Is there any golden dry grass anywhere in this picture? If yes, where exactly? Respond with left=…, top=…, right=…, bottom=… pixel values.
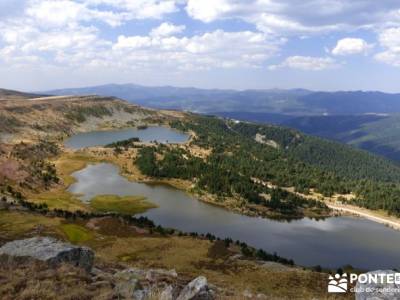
left=0, top=257, right=114, bottom=300
left=0, top=210, right=346, bottom=299
left=0, top=210, right=62, bottom=241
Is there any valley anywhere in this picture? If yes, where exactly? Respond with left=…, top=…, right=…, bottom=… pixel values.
left=49, top=84, right=400, bottom=164
left=5, top=1, right=400, bottom=298
left=2, top=90, right=400, bottom=298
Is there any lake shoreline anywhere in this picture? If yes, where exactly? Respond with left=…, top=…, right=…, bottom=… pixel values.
left=56, top=140, right=400, bottom=234
left=326, top=203, right=400, bottom=231
left=67, top=161, right=400, bottom=269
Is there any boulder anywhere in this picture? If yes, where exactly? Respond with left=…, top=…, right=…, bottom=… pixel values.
left=132, top=289, right=149, bottom=300
left=160, top=285, right=174, bottom=300
left=355, top=270, right=400, bottom=300
left=0, top=237, right=94, bottom=271
left=113, top=269, right=141, bottom=299
left=177, top=276, right=213, bottom=300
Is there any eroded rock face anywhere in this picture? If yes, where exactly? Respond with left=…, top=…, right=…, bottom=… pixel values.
left=0, top=237, right=94, bottom=271
left=355, top=270, right=400, bottom=300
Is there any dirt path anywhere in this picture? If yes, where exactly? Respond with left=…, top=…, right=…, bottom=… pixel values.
left=326, top=203, right=400, bottom=230
left=251, top=177, right=400, bottom=230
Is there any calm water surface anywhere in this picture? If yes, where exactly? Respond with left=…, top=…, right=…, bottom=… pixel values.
left=64, top=126, right=189, bottom=149
left=69, top=163, right=400, bottom=270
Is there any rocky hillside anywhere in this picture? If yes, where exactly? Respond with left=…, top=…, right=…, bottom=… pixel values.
left=0, top=94, right=180, bottom=143
left=0, top=237, right=215, bottom=300
left=0, top=90, right=377, bottom=298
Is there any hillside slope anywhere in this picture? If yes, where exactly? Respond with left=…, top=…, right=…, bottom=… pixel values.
left=138, top=114, right=400, bottom=216
left=0, top=88, right=47, bottom=101
left=0, top=94, right=176, bottom=143
left=283, top=114, right=400, bottom=162
left=2, top=93, right=400, bottom=217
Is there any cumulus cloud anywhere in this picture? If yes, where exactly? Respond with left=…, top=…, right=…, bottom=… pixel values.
left=1, top=0, right=284, bottom=72
left=331, top=38, right=373, bottom=56
left=186, top=0, right=400, bottom=35
left=24, top=0, right=181, bottom=28
left=2, top=0, right=400, bottom=89
left=113, top=30, right=283, bottom=70
left=0, top=1, right=282, bottom=72
left=269, top=56, right=338, bottom=71
left=85, top=0, right=180, bottom=20
left=186, top=0, right=236, bottom=23
left=150, top=22, right=186, bottom=37
left=375, top=27, right=400, bottom=67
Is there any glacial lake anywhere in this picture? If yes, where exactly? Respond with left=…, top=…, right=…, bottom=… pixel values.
left=64, top=126, right=189, bottom=149
left=69, top=163, right=400, bottom=270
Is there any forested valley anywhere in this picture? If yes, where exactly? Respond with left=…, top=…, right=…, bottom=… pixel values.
left=135, top=115, right=400, bottom=217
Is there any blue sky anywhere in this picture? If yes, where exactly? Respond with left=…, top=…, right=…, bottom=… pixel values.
left=1, top=0, right=400, bottom=92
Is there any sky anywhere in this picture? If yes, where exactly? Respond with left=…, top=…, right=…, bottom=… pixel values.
left=1, top=0, right=400, bottom=92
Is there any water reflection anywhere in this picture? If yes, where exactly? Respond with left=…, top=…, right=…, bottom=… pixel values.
left=69, top=163, right=400, bottom=270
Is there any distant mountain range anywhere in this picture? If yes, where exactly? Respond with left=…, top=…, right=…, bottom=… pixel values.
left=41, top=84, right=400, bottom=162
left=43, top=84, right=400, bottom=115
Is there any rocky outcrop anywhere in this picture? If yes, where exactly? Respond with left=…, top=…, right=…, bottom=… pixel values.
left=0, top=236, right=94, bottom=271
left=355, top=270, right=400, bottom=300
left=112, top=267, right=179, bottom=300
left=111, top=268, right=214, bottom=300
left=160, top=285, right=174, bottom=300
left=0, top=237, right=217, bottom=299
left=177, top=276, right=213, bottom=300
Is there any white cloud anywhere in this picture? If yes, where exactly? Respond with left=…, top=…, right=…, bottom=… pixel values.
left=186, top=0, right=236, bottom=23
left=269, top=56, right=338, bottom=71
left=26, top=0, right=87, bottom=27
left=25, top=0, right=121, bottom=27
left=375, top=27, right=400, bottom=67
left=0, top=0, right=185, bottom=69
left=85, top=0, right=180, bottom=21
left=113, top=36, right=153, bottom=50
left=331, top=38, right=373, bottom=56
left=23, top=0, right=181, bottom=28
left=150, top=22, right=185, bottom=37
left=0, top=2, right=282, bottom=72
left=113, top=30, right=283, bottom=70
left=185, top=0, right=400, bottom=35
left=2, top=0, right=399, bottom=90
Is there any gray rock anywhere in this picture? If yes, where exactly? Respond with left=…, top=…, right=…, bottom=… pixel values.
left=242, top=289, right=253, bottom=298
left=145, top=268, right=178, bottom=281
left=160, top=285, right=174, bottom=300
left=113, top=267, right=179, bottom=299
left=177, top=276, right=212, bottom=300
left=114, top=278, right=139, bottom=299
left=355, top=270, right=400, bottom=300
left=113, top=269, right=141, bottom=299
left=115, top=268, right=146, bottom=280
left=0, top=236, right=94, bottom=271
left=133, top=289, right=149, bottom=300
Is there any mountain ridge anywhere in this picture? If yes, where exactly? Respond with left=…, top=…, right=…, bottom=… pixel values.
left=41, top=83, right=400, bottom=116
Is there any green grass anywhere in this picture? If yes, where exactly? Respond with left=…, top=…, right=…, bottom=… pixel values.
left=60, top=224, right=93, bottom=243
left=90, top=194, right=157, bottom=215
left=28, top=152, right=102, bottom=212
left=0, top=211, right=62, bottom=240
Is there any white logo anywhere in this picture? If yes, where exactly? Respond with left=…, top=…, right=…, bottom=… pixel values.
left=328, top=273, right=348, bottom=293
